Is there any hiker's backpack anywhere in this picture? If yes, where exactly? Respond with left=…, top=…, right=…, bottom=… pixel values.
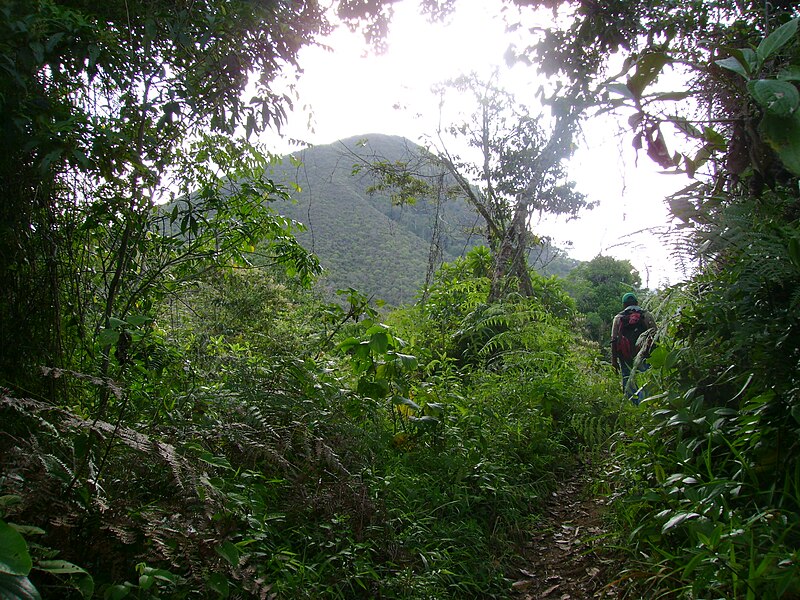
left=616, top=307, right=648, bottom=362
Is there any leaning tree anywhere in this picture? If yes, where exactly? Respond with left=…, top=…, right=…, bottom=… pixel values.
left=353, top=74, right=592, bottom=302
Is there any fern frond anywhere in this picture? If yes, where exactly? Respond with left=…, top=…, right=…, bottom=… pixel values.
left=1, top=394, right=197, bottom=494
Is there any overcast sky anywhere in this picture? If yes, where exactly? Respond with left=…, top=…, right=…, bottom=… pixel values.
left=261, top=0, right=693, bottom=288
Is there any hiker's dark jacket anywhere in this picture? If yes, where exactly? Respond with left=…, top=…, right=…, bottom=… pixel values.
left=610, top=305, right=657, bottom=367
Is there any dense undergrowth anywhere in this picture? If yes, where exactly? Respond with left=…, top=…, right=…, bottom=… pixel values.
left=599, top=192, right=800, bottom=599
left=9, top=209, right=799, bottom=598
left=0, top=254, right=628, bottom=599
left=4, top=3, right=800, bottom=598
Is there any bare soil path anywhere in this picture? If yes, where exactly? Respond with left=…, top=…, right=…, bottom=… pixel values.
left=509, top=460, right=626, bottom=599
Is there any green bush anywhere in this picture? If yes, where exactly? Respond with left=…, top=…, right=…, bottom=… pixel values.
left=608, top=194, right=800, bottom=598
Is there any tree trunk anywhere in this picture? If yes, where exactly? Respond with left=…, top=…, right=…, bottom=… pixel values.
left=488, top=197, right=533, bottom=302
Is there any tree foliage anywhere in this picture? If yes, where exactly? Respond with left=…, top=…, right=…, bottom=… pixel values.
left=428, top=74, right=593, bottom=301
left=0, top=0, right=346, bottom=394
left=564, top=255, right=642, bottom=352
left=9, top=0, right=800, bottom=597
left=353, top=75, right=592, bottom=303
left=0, top=3, right=633, bottom=598
left=510, top=0, right=800, bottom=190
left=515, top=0, right=800, bottom=595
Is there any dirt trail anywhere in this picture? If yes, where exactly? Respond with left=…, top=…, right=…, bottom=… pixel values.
left=510, top=460, right=625, bottom=599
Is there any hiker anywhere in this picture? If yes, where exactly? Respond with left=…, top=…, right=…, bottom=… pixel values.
left=611, top=292, right=656, bottom=405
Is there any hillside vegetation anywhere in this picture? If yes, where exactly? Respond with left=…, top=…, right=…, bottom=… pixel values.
left=271, top=135, right=477, bottom=304
left=2, top=1, right=800, bottom=599
left=269, top=134, right=577, bottom=305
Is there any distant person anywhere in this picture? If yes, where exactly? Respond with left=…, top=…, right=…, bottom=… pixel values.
left=611, top=292, right=656, bottom=404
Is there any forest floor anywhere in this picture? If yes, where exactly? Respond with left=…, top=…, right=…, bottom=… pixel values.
left=509, top=458, right=627, bottom=599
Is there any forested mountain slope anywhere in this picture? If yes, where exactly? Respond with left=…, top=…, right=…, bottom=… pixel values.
left=267, top=134, right=577, bottom=304
left=266, top=134, right=478, bottom=304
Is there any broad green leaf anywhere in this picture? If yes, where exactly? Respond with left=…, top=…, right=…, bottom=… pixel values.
left=712, top=407, right=738, bottom=417
left=645, top=345, right=667, bottom=368
left=702, top=126, right=726, bottom=148
left=715, top=55, right=750, bottom=78
left=364, top=323, right=388, bottom=336
left=627, top=111, right=644, bottom=128
left=97, top=328, right=120, bottom=347
left=779, top=65, right=800, bottom=82
left=368, top=331, right=389, bottom=354
left=352, top=343, right=371, bottom=366
left=756, top=18, right=799, bottom=62
left=337, top=337, right=361, bottom=353
left=760, top=111, right=800, bottom=176
left=0, top=573, right=40, bottom=600
left=737, top=48, right=759, bottom=72
left=666, top=410, right=693, bottom=426
left=37, top=561, right=94, bottom=599
left=664, top=350, right=680, bottom=370
left=409, top=415, right=439, bottom=425
left=140, top=566, right=177, bottom=584
left=74, top=573, right=95, bottom=599
left=125, top=314, right=151, bottom=327
left=691, top=143, right=715, bottom=172
left=245, top=113, right=257, bottom=139
left=627, top=52, right=671, bottom=98
left=392, top=353, right=418, bottom=370
left=0, top=520, right=32, bottom=576
left=198, top=452, right=232, bottom=470
left=36, top=560, right=88, bottom=575
left=207, top=572, right=230, bottom=598
left=661, top=512, right=700, bottom=533
left=647, top=346, right=673, bottom=369
left=394, top=397, right=420, bottom=411
left=138, top=574, right=154, bottom=590
left=214, top=541, right=240, bottom=567
left=747, top=79, right=799, bottom=116
left=606, top=82, right=634, bottom=99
